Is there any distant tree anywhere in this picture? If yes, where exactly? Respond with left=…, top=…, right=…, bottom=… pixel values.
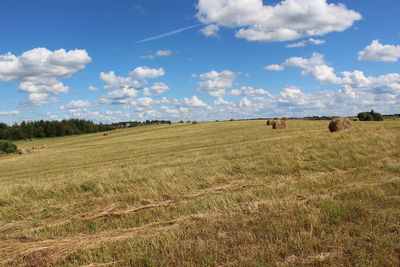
left=358, top=109, right=383, bottom=121
left=0, top=140, right=17, bottom=154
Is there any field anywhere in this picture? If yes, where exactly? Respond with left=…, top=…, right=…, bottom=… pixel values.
left=0, top=120, right=399, bottom=266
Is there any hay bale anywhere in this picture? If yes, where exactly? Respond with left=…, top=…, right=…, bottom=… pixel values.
left=42, top=144, right=48, bottom=149
left=103, top=133, right=108, bottom=136
left=274, top=117, right=279, bottom=120
left=353, top=118, right=360, bottom=121
left=18, top=148, right=27, bottom=155
left=187, top=120, right=192, bottom=124
left=281, top=117, right=288, bottom=121
left=266, top=120, right=273, bottom=126
left=272, top=120, right=286, bottom=129
left=168, top=122, right=172, bottom=125
left=25, top=138, right=29, bottom=141
left=32, top=146, right=37, bottom=150
left=215, top=120, right=219, bottom=122
left=192, top=121, right=198, bottom=125
left=329, top=117, right=352, bottom=132
left=30, top=138, right=34, bottom=141
left=230, top=118, right=235, bottom=121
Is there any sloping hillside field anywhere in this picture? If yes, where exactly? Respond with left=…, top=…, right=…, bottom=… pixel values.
left=0, top=120, right=399, bottom=266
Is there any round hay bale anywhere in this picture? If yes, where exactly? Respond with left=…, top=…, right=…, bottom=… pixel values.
left=329, top=117, right=352, bottom=132
left=103, top=133, right=108, bottom=136
left=18, top=148, right=27, bottom=155
left=281, top=117, right=288, bottom=121
left=266, top=120, right=272, bottom=126
left=272, top=120, right=286, bottom=129
left=42, top=144, right=48, bottom=149
left=187, top=120, right=192, bottom=124
left=230, top=118, right=235, bottom=121
left=353, top=118, right=360, bottom=121
left=192, top=121, right=198, bottom=125
left=215, top=120, right=219, bottom=122
left=168, top=122, right=172, bottom=125
left=274, top=117, right=279, bottom=120
left=30, top=138, right=34, bottom=141
left=32, top=146, right=37, bottom=150
left=25, top=138, right=29, bottom=141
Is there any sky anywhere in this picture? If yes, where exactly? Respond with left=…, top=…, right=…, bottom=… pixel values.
left=1, top=0, right=400, bottom=124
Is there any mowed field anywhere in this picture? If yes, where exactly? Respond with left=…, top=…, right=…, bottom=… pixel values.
left=0, top=120, right=399, bottom=266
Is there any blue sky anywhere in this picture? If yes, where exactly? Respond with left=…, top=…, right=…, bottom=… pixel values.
left=1, top=0, right=400, bottom=124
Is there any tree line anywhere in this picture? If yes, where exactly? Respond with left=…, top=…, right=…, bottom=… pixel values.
left=112, top=120, right=171, bottom=128
left=0, top=119, right=116, bottom=140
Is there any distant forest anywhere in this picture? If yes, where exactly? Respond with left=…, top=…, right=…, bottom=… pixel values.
left=0, top=119, right=116, bottom=141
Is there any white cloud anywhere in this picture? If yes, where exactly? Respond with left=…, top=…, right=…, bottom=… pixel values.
left=227, top=89, right=242, bottom=96
left=131, top=66, right=165, bottom=80
left=141, top=50, right=172, bottom=59
left=60, top=100, right=90, bottom=110
left=265, top=64, right=285, bottom=71
left=25, top=93, right=60, bottom=106
left=98, top=67, right=166, bottom=105
left=0, top=48, right=91, bottom=82
left=183, top=95, right=208, bottom=107
left=358, top=40, right=400, bottom=63
left=214, top=96, right=233, bottom=105
left=98, top=88, right=138, bottom=105
left=197, top=0, right=361, bottom=43
left=282, top=52, right=342, bottom=84
left=286, top=40, right=307, bottom=48
left=263, top=53, right=400, bottom=114
left=0, top=110, right=19, bottom=116
left=100, top=71, right=142, bottom=90
left=88, top=86, right=99, bottom=91
left=309, top=38, right=325, bottom=45
left=155, top=97, right=170, bottom=105
left=0, top=47, right=91, bottom=106
left=197, top=70, right=237, bottom=97
left=239, top=97, right=251, bottom=108
left=201, top=24, right=220, bottom=38
left=286, top=38, right=325, bottom=48
left=241, top=86, right=273, bottom=97
left=145, top=82, right=170, bottom=96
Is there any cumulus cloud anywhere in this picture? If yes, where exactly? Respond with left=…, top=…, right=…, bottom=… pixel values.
left=88, top=86, right=99, bottom=91
left=282, top=52, right=342, bottom=84
left=131, top=66, right=165, bottom=80
left=97, top=67, right=166, bottom=105
left=100, top=71, right=142, bottom=90
left=144, top=82, right=170, bottom=96
left=214, top=96, right=233, bottom=105
left=0, top=110, right=19, bottom=116
left=197, top=70, right=238, bottom=97
left=358, top=40, right=400, bottom=63
left=60, top=100, right=90, bottom=110
left=98, top=88, right=138, bottom=105
left=265, top=52, right=400, bottom=113
left=227, top=89, right=242, bottom=96
left=241, top=86, right=273, bottom=97
left=25, top=93, right=60, bottom=106
left=0, top=47, right=91, bottom=106
left=201, top=24, right=220, bottom=38
left=265, top=64, right=285, bottom=71
left=196, top=0, right=361, bottom=43
left=182, top=95, right=208, bottom=107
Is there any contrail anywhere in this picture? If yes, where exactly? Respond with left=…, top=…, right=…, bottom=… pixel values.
left=137, top=24, right=202, bottom=44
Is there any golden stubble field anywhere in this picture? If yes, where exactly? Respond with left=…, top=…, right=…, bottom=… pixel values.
left=0, top=120, right=399, bottom=266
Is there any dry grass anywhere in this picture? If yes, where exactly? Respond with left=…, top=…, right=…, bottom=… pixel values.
left=0, top=120, right=399, bottom=266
